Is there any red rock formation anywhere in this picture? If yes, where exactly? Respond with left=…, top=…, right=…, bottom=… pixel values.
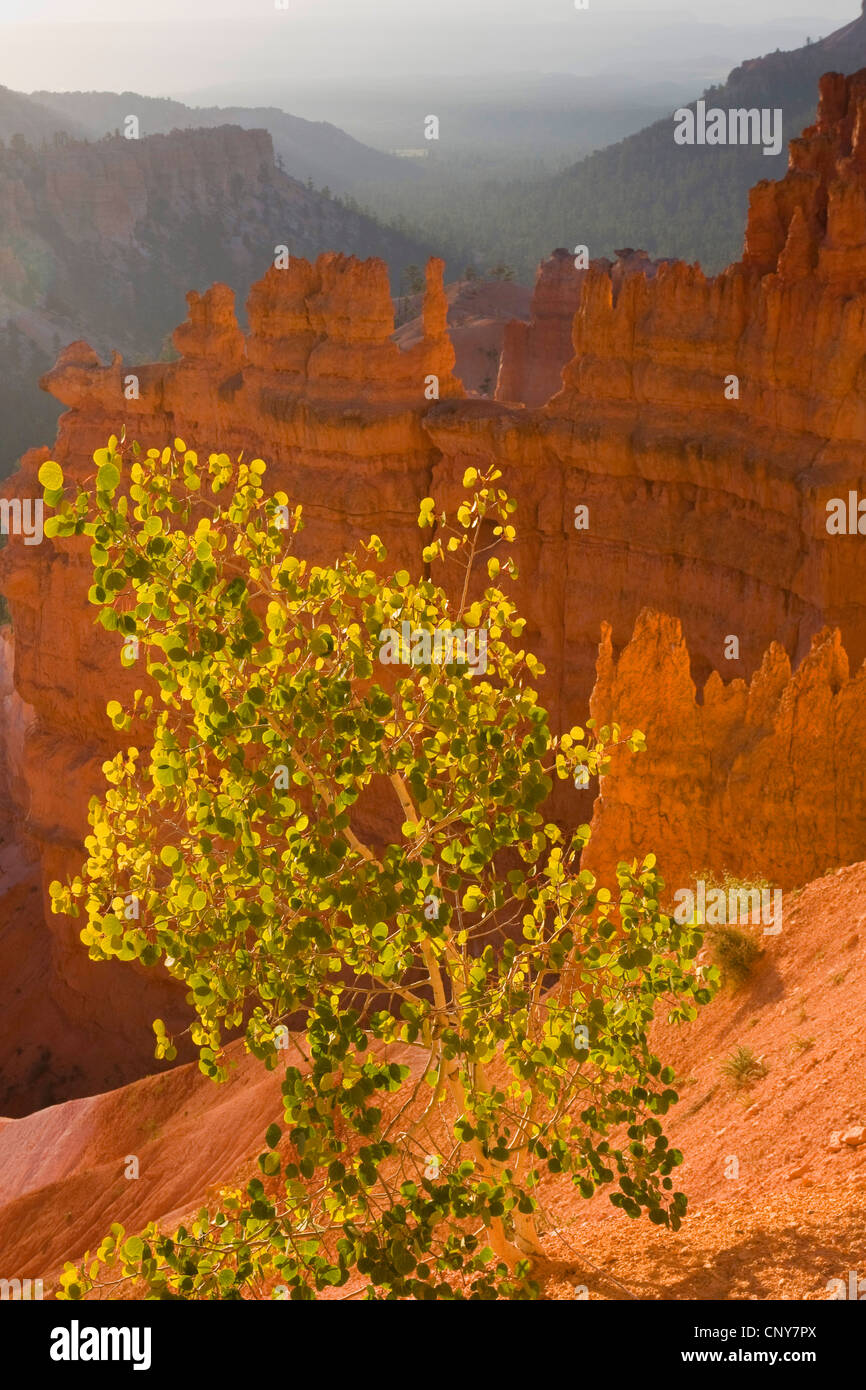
left=393, top=276, right=532, bottom=397
left=584, top=610, right=866, bottom=893
left=444, top=69, right=866, bottom=726
left=0, top=628, right=32, bottom=815
left=0, top=533, right=196, bottom=1110
left=495, top=247, right=664, bottom=407
left=0, top=628, right=140, bottom=1117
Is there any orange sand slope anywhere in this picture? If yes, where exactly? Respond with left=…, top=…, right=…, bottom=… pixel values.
left=1, top=862, right=863, bottom=1299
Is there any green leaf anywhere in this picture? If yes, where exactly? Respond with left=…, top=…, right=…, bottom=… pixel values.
left=265, top=1123, right=281, bottom=1149
left=97, top=463, right=121, bottom=493
left=38, top=460, right=64, bottom=490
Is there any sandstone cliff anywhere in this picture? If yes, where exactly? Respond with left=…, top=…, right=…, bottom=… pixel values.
left=495, top=246, right=664, bottom=407
left=394, top=275, right=531, bottom=396
left=584, top=610, right=866, bottom=893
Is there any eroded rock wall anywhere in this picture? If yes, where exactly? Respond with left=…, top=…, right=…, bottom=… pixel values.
left=495, top=246, right=664, bottom=407
left=584, top=610, right=866, bottom=893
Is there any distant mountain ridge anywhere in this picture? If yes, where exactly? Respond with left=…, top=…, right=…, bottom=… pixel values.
left=26, top=89, right=421, bottom=194
left=0, top=86, right=89, bottom=145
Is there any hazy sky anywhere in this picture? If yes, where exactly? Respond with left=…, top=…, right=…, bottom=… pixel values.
left=0, top=0, right=856, bottom=97
left=0, top=0, right=854, bottom=18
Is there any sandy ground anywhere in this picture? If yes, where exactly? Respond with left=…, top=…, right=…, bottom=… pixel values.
left=1, top=862, right=864, bottom=1299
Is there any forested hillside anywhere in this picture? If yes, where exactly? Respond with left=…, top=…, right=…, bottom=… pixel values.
left=363, top=9, right=866, bottom=278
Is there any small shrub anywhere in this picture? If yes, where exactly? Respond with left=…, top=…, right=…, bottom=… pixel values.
left=721, top=1046, right=769, bottom=1089
left=707, top=925, right=763, bottom=987
left=682, top=871, right=769, bottom=987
